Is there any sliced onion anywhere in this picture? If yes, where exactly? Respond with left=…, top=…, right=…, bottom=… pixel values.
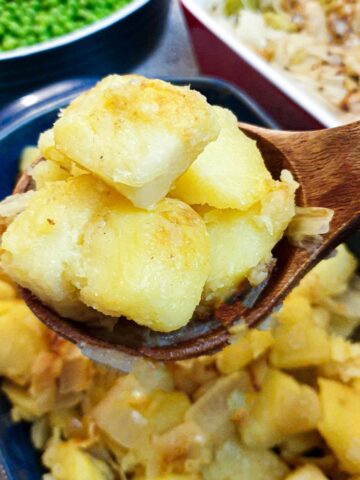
left=287, top=206, right=334, bottom=250
left=185, top=371, right=252, bottom=446
left=0, top=191, right=34, bottom=220
left=91, top=376, right=148, bottom=449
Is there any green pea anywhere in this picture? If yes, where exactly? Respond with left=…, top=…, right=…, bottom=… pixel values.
left=2, top=36, right=19, bottom=51
left=25, top=35, right=37, bottom=46
left=50, top=24, right=64, bottom=36
left=0, top=0, right=133, bottom=52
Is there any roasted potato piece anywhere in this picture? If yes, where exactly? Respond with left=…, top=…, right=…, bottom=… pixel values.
left=203, top=438, right=289, bottom=480
left=200, top=171, right=296, bottom=303
left=318, top=378, right=360, bottom=474
left=49, top=75, right=220, bottom=208
left=0, top=174, right=105, bottom=321
left=239, top=369, right=321, bottom=448
left=43, top=440, right=114, bottom=480
left=80, top=196, right=209, bottom=332
left=32, top=159, right=70, bottom=189
left=173, top=106, right=273, bottom=210
left=317, top=335, right=360, bottom=383
left=284, top=464, right=329, bottom=480
left=296, top=245, right=357, bottom=301
left=38, top=129, right=73, bottom=171
left=270, top=294, right=331, bottom=369
left=1, top=174, right=209, bottom=331
left=2, top=381, right=44, bottom=421
left=135, top=476, right=201, bottom=480
left=216, top=330, right=274, bottom=374
left=141, top=391, right=191, bottom=435
left=0, top=278, right=17, bottom=300
left=0, top=303, right=47, bottom=385
left=38, top=130, right=97, bottom=178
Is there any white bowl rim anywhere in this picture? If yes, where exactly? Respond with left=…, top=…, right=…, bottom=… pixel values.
left=181, top=0, right=343, bottom=128
left=0, top=0, right=151, bottom=61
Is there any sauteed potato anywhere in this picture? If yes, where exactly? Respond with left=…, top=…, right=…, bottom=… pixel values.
left=41, top=75, right=220, bottom=209
left=200, top=170, right=296, bottom=303
left=173, top=106, right=273, bottom=211
left=1, top=174, right=209, bottom=332
left=0, top=244, right=359, bottom=479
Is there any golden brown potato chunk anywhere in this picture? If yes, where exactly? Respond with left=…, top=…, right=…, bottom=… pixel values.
left=295, top=244, right=357, bottom=301
left=318, top=378, right=360, bottom=474
left=43, top=440, right=114, bottom=480
left=199, top=171, right=296, bottom=303
left=203, top=438, right=289, bottom=480
left=239, top=369, right=321, bottom=448
left=79, top=196, right=209, bottom=332
left=216, top=330, right=274, bottom=374
left=1, top=174, right=209, bottom=332
left=0, top=302, right=47, bottom=385
left=284, top=464, right=329, bottom=480
left=270, top=294, right=331, bottom=369
left=1, top=174, right=105, bottom=321
left=173, top=106, right=273, bottom=210
left=47, top=75, right=220, bottom=208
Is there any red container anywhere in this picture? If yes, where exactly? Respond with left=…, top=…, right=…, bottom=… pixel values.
left=180, top=0, right=342, bottom=130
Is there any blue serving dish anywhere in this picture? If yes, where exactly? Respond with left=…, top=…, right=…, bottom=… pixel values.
left=0, top=0, right=169, bottom=108
left=0, top=77, right=358, bottom=480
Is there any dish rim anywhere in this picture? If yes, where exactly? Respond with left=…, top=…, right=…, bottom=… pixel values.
left=181, top=0, right=344, bottom=128
left=0, top=0, right=150, bottom=61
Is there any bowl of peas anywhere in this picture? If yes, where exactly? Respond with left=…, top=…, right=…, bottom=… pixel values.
left=0, top=0, right=169, bottom=107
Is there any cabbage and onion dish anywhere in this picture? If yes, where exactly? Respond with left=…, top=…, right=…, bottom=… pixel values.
left=209, top=0, right=360, bottom=121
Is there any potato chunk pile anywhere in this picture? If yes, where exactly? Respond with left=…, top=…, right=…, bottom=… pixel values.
left=0, top=245, right=359, bottom=480
left=0, top=75, right=296, bottom=332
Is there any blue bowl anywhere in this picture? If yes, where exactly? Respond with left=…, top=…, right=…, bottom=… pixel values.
left=0, top=77, right=358, bottom=480
left=0, top=0, right=169, bottom=108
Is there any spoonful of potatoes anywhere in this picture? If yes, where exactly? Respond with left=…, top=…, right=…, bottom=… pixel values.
left=1, top=75, right=359, bottom=365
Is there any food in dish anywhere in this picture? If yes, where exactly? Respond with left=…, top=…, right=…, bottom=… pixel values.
left=209, top=0, right=360, bottom=121
left=0, top=244, right=359, bottom=479
left=0, top=0, right=134, bottom=52
left=0, top=75, right=298, bottom=332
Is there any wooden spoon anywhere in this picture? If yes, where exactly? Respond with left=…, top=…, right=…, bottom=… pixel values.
left=14, top=121, right=360, bottom=364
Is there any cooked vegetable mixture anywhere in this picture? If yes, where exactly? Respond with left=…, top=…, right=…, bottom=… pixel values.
left=210, top=0, right=360, bottom=120
left=0, top=243, right=359, bottom=479
left=0, top=0, right=133, bottom=52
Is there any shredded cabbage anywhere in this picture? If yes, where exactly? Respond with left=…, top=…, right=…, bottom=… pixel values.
left=210, top=0, right=360, bottom=121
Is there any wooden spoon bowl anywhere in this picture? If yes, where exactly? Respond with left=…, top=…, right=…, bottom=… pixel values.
left=14, top=121, right=360, bottom=363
